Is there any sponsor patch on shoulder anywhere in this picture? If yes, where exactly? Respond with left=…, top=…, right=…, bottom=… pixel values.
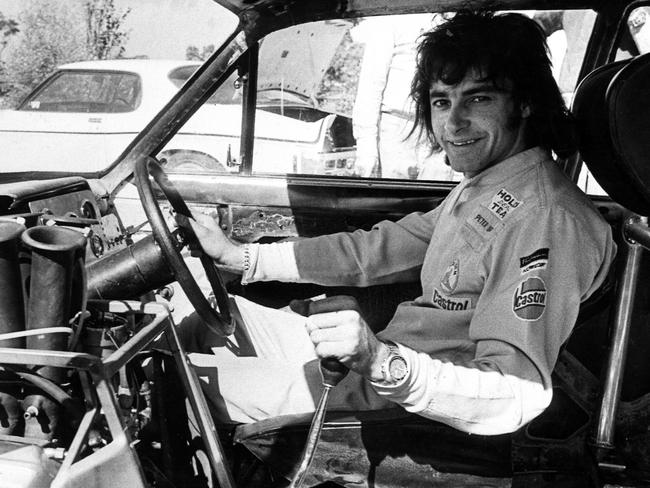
left=432, top=288, right=471, bottom=311
left=520, top=248, right=549, bottom=274
left=488, top=188, right=522, bottom=220
left=513, top=277, right=547, bottom=321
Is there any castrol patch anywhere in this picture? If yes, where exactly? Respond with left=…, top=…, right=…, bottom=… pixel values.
left=489, top=188, right=522, bottom=220
left=432, top=288, right=471, bottom=311
left=513, top=277, right=547, bottom=321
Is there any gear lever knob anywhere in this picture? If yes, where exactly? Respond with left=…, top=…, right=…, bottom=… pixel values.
left=287, top=295, right=362, bottom=488
left=289, top=295, right=360, bottom=385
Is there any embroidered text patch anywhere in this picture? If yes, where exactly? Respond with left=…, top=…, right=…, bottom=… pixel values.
left=433, top=288, right=471, bottom=311
left=520, top=248, right=549, bottom=274
left=489, top=188, right=522, bottom=220
left=513, top=277, right=547, bottom=321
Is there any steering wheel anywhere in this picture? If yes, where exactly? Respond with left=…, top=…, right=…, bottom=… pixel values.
left=134, top=156, right=235, bottom=336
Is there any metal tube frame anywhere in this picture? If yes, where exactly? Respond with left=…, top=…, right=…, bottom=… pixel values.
left=0, top=299, right=235, bottom=488
left=595, top=216, right=648, bottom=450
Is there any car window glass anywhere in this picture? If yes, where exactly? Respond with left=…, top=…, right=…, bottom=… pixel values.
left=19, top=71, right=142, bottom=113
left=168, top=65, right=240, bottom=105
left=249, top=10, right=596, bottom=181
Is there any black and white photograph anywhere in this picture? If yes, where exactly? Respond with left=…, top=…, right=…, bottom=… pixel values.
left=0, top=1, right=646, bottom=487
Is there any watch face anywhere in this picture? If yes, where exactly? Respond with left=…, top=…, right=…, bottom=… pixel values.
left=389, top=356, right=408, bottom=381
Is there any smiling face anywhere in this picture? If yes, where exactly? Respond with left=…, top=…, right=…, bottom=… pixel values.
left=429, top=70, right=531, bottom=178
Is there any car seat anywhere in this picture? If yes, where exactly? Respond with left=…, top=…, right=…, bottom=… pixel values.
left=571, top=51, right=650, bottom=480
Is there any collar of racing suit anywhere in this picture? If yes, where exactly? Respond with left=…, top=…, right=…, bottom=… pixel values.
left=444, top=146, right=551, bottom=215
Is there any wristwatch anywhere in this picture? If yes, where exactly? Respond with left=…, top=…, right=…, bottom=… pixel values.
left=380, top=342, right=409, bottom=384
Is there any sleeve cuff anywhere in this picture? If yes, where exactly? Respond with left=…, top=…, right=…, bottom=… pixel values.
left=241, top=241, right=301, bottom=284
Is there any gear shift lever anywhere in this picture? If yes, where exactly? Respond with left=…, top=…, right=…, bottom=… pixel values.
left=287, top=296, right=359, bottom=488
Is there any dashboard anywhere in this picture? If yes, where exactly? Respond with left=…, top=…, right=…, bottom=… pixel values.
left=0, top=177, right=130, bottom=264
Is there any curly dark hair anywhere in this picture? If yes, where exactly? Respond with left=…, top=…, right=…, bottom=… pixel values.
left=410, top=11, right=577, bottom=158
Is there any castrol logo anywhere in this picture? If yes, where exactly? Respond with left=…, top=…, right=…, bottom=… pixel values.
left=513, top=277, right=547, bottom=321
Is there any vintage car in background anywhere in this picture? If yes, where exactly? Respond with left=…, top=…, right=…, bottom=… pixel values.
left=0, top=34, right=355, bottom=176
left=0, top=0, right=649, bottom=487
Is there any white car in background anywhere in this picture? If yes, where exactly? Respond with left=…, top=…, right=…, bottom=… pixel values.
left=0, top=57, right=355, bottom=175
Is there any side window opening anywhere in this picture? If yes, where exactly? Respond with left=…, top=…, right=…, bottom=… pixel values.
left=250, top=11, right=596, bottom=183
left=160, top=10, right=598, bottom=186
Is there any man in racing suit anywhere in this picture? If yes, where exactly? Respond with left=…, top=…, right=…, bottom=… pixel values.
left=177, top=11, right=616, bottom=435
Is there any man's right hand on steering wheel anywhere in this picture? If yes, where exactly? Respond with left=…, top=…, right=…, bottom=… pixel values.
left=176, top=212, right=244, bottom=270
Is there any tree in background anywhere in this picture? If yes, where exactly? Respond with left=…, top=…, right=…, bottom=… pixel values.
left=0, top=12, right=19, bottom=98
left=85, top=0, right=131, bottom=60
left=0, top=0, right=131, bottom=108
left=3, top=1, right=87, bottom=107
left=186, top=44, right=215, bottom=61
left=0, top=12, right=18, bottom=58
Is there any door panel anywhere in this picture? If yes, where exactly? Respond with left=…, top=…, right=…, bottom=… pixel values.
left=165, top=172, right=451, bottom=328
left=167, top=173, right=449, bottom=240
